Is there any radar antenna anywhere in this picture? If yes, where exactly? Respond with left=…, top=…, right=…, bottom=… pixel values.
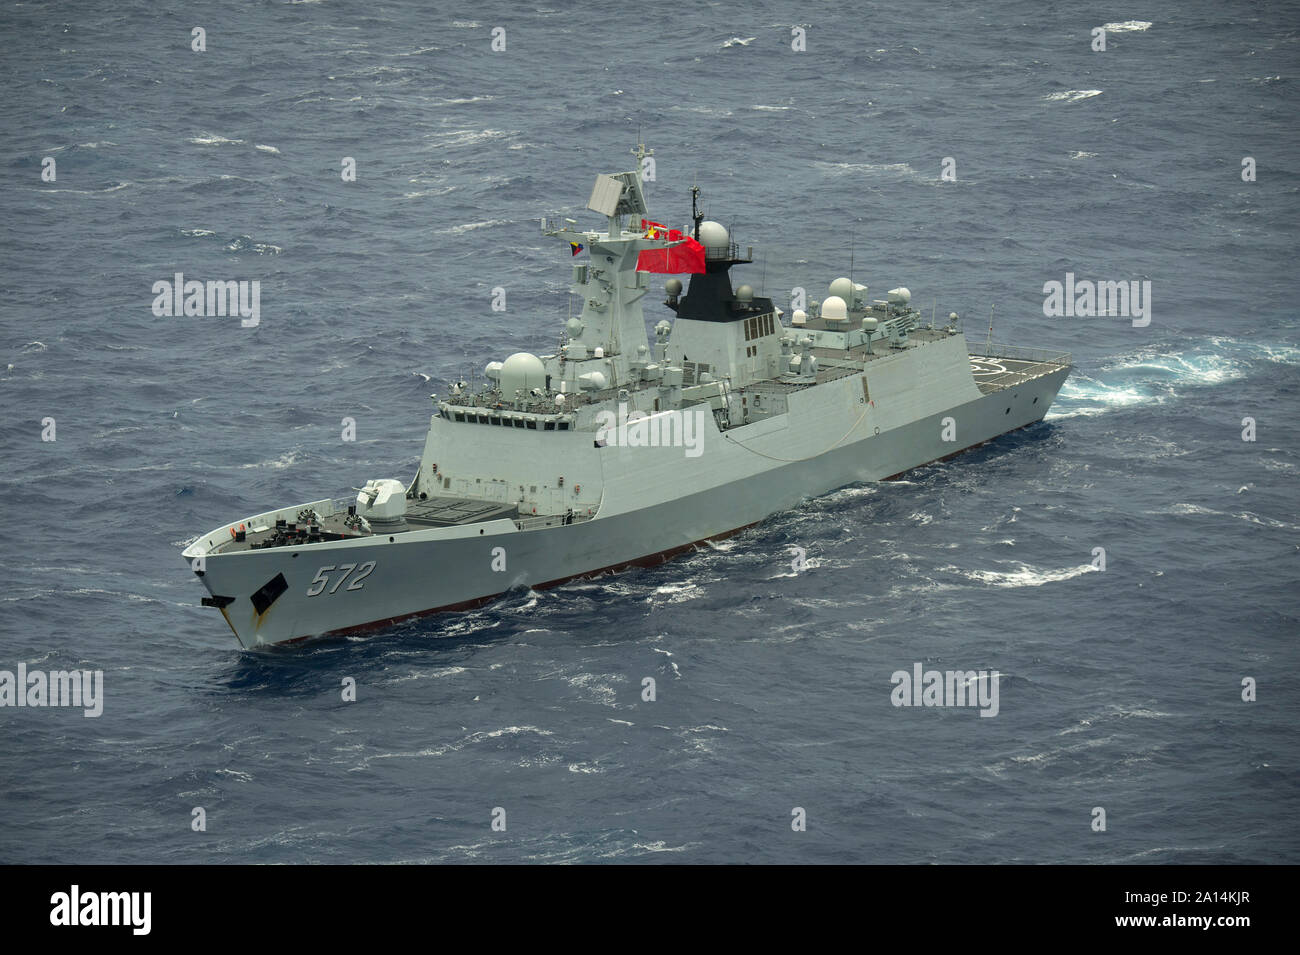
left=631, top=138, right=652, bottom=185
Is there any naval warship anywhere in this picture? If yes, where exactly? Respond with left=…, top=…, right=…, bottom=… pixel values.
left=183, top=144, right=1071, bottom=648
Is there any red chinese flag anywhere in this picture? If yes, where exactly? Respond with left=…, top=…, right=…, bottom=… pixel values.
left=637, top=220, right=706, bottom=274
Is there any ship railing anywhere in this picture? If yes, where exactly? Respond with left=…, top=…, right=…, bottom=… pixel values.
left=513, top=510, right=596, bottom=532
left=446, top=394, right=588, bottom=414
left=973, top=342, right=1073, bottom=367
left=704, top=241, right=741, bottom=261
left=259, top=497, right=352, bottom=522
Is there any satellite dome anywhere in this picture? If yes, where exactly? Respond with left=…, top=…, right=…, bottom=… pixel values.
left=735, top=284, right=754, bottom=302
left=665, top=278, right=683, bottom=296
left=821, top=295, right=848, bottom=322
left=578, top=370, right=608, bottom=391
left=862, top=317, right=879, bottom=332
left=792, top=309, right=807, bottom=325
left=565, top=317, right=584, bottom=338
left=887, top=287, right=911, bottom=305
left=484, top=360, right=503, bottom=381
left=829, top=277, right=854, bottom=300
left=499, top=352, right=546, bottom=397
left=698, top=221, right=729, bottom=249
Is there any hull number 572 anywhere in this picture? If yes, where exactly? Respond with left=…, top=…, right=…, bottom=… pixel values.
left=306, top=561, right=377, bottom=597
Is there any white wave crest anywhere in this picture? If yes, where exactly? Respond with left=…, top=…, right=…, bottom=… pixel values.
left=188, top=134, right=243, bottom=145
left=942, top=561, right=1097, bottom=588
left=1043, top=89, right=1103, bottom=103
left=1102, top=20, right=1152, bottom=33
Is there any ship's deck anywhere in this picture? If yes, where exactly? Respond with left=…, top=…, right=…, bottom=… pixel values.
left=404, top=496, right=519, bottom=527
left=808, top=330, right=1070, bottom=394
left=809, top=326, right=953, bottom=368
left=968, top=343, right=1072, bottom=394
left=210, top=495, right=524, bottom=554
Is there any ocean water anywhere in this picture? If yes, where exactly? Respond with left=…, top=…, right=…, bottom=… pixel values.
left=1, top=0, right=1297, bottom=863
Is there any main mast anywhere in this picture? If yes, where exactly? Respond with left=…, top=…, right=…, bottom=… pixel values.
left=541, top=142, right=681, bottom=395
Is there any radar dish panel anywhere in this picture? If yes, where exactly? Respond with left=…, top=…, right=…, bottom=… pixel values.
left=587, top=175, right=624, bottom=217
left=611, top=171, right=647, bottom=217
left=587, top=171, right=647, bottom=218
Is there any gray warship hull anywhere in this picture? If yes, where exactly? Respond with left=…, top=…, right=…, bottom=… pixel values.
left=184, top=336, right=1069, bottom=648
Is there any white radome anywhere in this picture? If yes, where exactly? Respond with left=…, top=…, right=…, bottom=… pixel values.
left=829, top=277, right=854, bottom=300
left=698, top=220, right=729, bottom=249
left=821, top=295, right=848, bottom=321
left=499, top=352, right=546, bottom=396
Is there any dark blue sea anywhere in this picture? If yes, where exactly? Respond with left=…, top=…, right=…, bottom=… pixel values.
left=1, top=0, right=1297, bottom=864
